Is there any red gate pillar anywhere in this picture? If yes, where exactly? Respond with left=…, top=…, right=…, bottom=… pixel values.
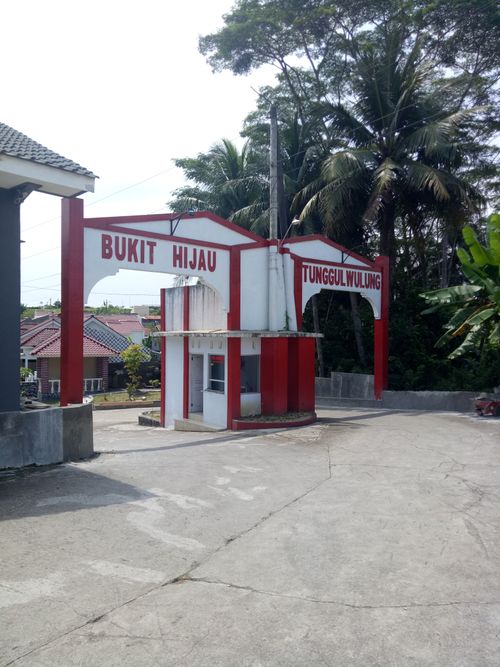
left=288, top=337, right=316, bottom=412
left=261, top=338, right=289, bottom=415
left=374, top=255, right=390, bottom=400
left=60, top=198, right=84, bottom=406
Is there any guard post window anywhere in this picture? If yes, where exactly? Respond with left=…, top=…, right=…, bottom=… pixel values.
left=240, top=355, right=260, bottom=393
left=208, top=354, right=225, bottom=392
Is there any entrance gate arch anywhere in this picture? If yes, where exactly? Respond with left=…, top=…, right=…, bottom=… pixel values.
left=60, top=199, right=389, bottom=428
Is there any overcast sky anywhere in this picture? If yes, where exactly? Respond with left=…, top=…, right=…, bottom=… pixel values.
left=5, top=0, right=274, bottom=308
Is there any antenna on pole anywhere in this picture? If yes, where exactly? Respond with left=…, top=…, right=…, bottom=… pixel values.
left=269, top=104, right=279, bottom=240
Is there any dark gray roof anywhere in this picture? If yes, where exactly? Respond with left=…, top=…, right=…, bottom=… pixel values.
left=0, top=122, right=96, bottom=178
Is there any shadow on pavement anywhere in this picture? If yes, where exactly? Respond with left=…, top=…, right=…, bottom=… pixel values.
left=0, top=467, right=153, bottom=521
left=317, top=409, right=429, bottom=423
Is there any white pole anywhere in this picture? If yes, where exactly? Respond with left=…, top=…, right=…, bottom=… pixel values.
left=269, top=105, right=278, bottom=240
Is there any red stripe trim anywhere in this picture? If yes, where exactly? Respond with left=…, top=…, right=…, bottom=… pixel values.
left=232, top=414, right=316, bottom=431
left=228, top=247, right=241, bottom=330
left=160, top=288, right=166, bottom=427
left=232, top=239, right=269, bottom=250
left=284, top=235, right=378, bottom=268
left=293, top=256, right=303, bottom=330
left=83, top=221, right=232, bottom=251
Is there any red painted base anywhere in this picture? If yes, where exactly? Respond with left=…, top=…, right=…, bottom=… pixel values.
left=231, top=413, right=317, bottom=431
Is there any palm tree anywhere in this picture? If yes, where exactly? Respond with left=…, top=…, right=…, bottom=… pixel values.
left=169, top=138, right=268, bottom=233
left=294, top=28, right=485, bottom=265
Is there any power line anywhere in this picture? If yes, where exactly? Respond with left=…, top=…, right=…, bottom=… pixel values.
left=22, top=94, right=491, bottom=264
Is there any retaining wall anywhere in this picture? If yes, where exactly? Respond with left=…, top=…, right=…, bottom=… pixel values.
left=316, top=372, right=485, bottom=413
left=0, top=402, right=93, bottom=469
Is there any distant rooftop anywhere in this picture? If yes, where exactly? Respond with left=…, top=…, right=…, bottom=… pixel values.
left=0, top=122, right=96, bottom=177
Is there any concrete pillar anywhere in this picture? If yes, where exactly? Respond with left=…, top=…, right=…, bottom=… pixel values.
left=0, top=188, right=21, bottom=412
left=60, top=198, right=84, bottom=405
left=261, top=338, right=289, bottom=415
left=288, top=338, right=316, bottom=412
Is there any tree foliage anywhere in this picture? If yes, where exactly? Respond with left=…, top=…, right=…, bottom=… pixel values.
left=422, top=213, right=500, bottom=360
left=120, top=344, right=148, bottom=399
left=168, top=138, right=269, bottom=233
left=169, top=0, right=500, bottom=390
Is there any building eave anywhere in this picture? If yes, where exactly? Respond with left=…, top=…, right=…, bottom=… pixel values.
left=0, top=154, right=96, bottom=197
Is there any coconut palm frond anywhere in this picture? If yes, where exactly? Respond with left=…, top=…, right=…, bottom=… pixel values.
left=403, top=160, right=451, bottom=201
left=364, top=158, right=400, bottom=223
left=402, top=107, right=484, bottom=155
left=321, top=149, right=376, bottom=182
left=323, top=103, right=374, bottom=146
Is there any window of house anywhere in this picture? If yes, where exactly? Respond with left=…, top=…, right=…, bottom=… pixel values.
left=241, top=355, right=260, bottom=393
left=208, top=354, right=225, bottom=392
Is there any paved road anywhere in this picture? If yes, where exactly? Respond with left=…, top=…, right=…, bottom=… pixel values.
left=1, top=407, right=499, bottom=666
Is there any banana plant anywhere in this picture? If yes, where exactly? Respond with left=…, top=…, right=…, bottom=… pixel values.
left=421, top=213, right=500, bottom=358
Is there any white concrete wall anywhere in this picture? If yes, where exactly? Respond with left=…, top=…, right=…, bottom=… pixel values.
left=189, top=285, right=227, bottom=330
left=240, top=247, right=268, bottom=330
left=164, top=289, right=184, bottom=331
left=241, top=393, right=261, bottom=417
left=165, top=337, right=184, bottom=426
left=84, top=228, right=231, bottom=310
left=241, top=338, right=261, bottom=355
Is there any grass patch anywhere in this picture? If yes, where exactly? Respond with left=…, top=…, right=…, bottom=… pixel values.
left=92, top=390, right=161, bottom=405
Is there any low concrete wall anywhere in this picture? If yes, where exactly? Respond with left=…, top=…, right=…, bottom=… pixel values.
left=381, top=390, right=478, bottom=413
left=316, top=372, right=374, bottom=400
left=315, top=373, right=484, bottom=413
left=62, top=403, right=94, bottom=461
left=0, top=403, right=93, bottom=470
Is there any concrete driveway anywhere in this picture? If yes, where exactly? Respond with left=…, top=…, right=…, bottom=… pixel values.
left=1, top=407, right=499, bottom=666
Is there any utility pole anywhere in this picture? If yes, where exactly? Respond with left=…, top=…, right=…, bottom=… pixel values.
left=269, top=105, right=279, bottom=240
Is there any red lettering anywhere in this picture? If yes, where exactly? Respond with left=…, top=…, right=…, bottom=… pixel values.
left=127, top=238, right=138, bottom=262
left=147, top=241, right=156, bottom=264
left=375, top=275, right=381, bottom=290
left=198, top=249, right=207, bottom=271
left=140, top=240, right=145, bottom=263
left=207, top=250, right=216, bottom=272
left=115, top=236, right=126, bottom=261
left=189, top=248, right=198, bottom=270
left=102, top=234, right=112, bottom=259
left=173, top=244, right=183, bottom=268
left=346, top=270, right=354, bottom=287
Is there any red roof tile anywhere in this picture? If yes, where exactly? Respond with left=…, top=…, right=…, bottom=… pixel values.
left=21, top=326, right=60, bottom=348
left=96, top=315, right=145, bottom=337
left=31, top=333, right=117, bottom=358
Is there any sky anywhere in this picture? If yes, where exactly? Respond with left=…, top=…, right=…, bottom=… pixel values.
left=3, top=0, right=275, bottom=308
